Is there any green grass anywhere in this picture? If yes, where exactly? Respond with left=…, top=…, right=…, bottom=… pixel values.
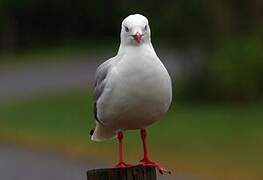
left=0, top=89, right=262, bottom=179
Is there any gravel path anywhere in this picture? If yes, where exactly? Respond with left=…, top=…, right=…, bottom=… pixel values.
left=0, top=145, right=104, bottom=180
left=0, top=145, right=203, bottom=180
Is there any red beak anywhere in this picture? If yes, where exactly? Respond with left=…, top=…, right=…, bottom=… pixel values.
left=132, top=32, right=142, bottom=43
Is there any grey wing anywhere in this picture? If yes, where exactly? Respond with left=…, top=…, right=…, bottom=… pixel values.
left=93, top=58, right=113, bottom=125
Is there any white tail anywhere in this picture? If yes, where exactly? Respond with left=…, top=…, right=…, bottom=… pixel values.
left=91, top=124, right=116, bottom=142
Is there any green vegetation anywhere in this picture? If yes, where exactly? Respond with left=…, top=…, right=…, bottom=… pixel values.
left=1, top=0, right=263, bottom=52
left=207, top=37, right=263, bottom=101
left=178, top=36, right=263, bottom=103
left=0, top=89, right=262, bottom=179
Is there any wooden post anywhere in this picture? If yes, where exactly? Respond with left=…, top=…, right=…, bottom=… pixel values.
left=87, top=165, right=156, bottom=180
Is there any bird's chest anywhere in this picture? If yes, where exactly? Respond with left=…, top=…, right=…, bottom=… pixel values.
left=110, top=56, right=171, bottom=113
left=121, top=61, right=156, bottom=90
left=117, top=58, right=163, bottom=96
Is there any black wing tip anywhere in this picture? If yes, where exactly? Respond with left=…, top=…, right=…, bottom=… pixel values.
left=90, top=128, right=95, bottom=136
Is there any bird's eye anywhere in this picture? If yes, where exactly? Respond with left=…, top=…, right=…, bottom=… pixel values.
left=144, top=25, right=148, bottom=31
left=124, top=26, right=129, bottom=32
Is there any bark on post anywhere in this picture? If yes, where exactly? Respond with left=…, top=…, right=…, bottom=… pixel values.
left=87, top=165, right=156, bottom=180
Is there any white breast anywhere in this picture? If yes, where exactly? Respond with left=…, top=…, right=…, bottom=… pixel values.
left=97, top=45, right=172, bottom=130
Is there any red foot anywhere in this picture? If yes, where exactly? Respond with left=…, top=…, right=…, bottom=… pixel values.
left=114, top=161, right=132, bottom=168
left=140, top=158, right=171, bottom=174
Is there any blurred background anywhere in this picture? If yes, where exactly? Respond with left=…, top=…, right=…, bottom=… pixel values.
left=0, top=0, right=263, bottom=180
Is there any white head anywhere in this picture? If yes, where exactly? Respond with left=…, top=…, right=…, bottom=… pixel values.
left=120, top=14, right=151, bottom=46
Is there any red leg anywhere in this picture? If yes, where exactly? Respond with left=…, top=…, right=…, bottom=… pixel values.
left=114, top=131, right=131, bottom=168
left=140, top=129, right=171, bottom=174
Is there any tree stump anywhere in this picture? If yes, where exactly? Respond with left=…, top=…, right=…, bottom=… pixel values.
left=87, top=165, right=156, bottom=180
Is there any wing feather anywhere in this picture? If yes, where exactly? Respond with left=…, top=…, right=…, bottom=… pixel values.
left=93, top=58, right=114, bottom=124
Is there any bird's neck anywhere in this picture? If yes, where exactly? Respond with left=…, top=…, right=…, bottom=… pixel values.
left=117, top=43, right=155, bottom=57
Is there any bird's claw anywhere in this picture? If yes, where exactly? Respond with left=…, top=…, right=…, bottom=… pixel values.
left=114, top=161, right=132, bottom=168
left=140, top=158, right=171, bottom=174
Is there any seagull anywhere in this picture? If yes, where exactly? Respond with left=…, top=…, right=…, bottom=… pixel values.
left=90, top=14, right=172, bottom=174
